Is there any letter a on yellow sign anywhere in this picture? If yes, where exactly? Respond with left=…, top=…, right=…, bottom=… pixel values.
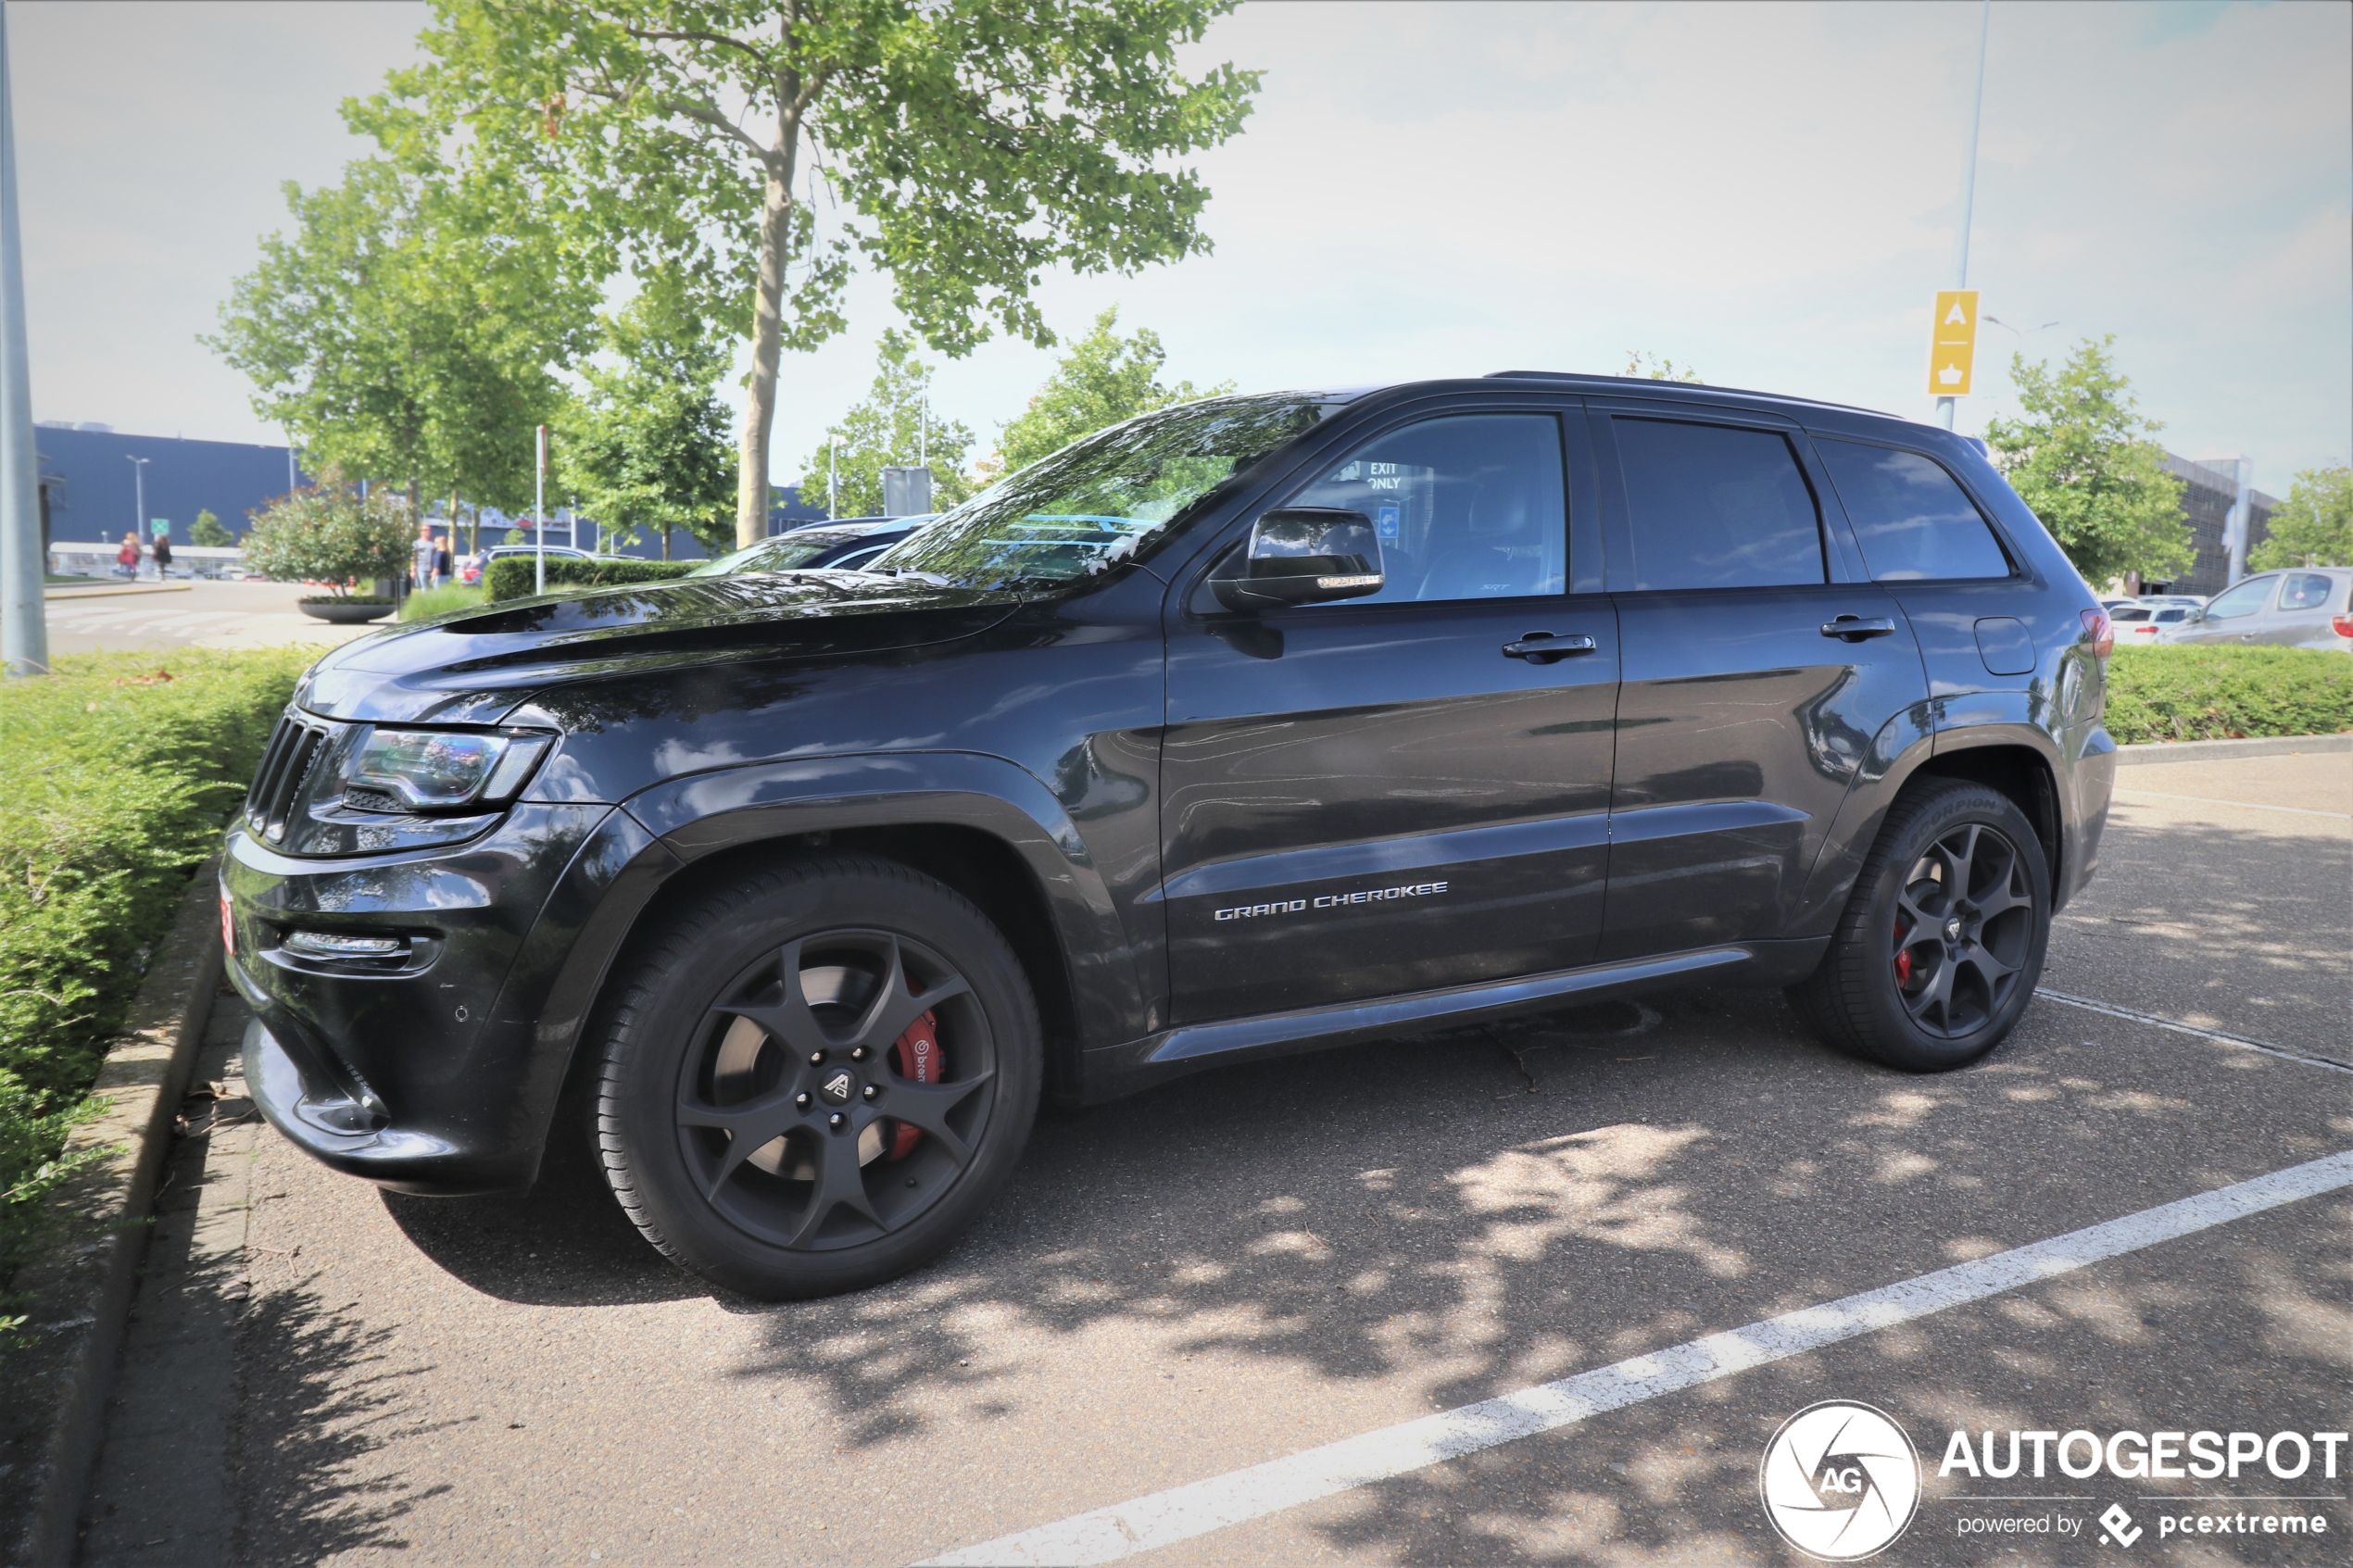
left=1929, top=289, right=1979, bottom=396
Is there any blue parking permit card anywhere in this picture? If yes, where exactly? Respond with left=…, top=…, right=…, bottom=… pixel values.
left=1376, top=503, right=1400, bottom=541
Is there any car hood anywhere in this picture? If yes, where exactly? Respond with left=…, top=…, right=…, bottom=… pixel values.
left=296, top=571, right=1024, bottom=724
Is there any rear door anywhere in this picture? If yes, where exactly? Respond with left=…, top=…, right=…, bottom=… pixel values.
left=1160, top=401, right=1619, bottom=1023
left=2260, top=571, right=2342, bottom=646
left=1591, top=404, right=1929, bottom=960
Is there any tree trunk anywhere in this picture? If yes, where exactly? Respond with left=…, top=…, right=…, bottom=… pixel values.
left=736, top=138, right=800, bottom=547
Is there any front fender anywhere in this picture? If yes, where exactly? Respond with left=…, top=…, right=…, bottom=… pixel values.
left=623, top=749, right=1147, bottom=1054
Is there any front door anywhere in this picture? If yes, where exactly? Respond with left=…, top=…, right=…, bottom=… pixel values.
left=1590, top=407, right=1930, bottom=960
left=1161, top=408, right=1619, bottom=1024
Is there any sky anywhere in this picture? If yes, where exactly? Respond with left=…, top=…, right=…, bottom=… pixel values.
left=10, top=0, right=2349, bottom=496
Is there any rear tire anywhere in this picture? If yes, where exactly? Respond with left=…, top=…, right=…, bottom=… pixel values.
left=591, top=855, right=1041, bottom=1298
left=1786, top=779, right=2050, bottom=1072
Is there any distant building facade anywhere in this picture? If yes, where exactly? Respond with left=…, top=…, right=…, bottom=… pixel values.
left=2153, top=455, right=2276, bottom=596
left=34, top=420, right=838, bottom=562
left=34, top=423, right=305, bottom=546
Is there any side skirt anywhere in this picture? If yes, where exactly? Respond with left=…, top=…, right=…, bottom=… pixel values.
left=1077, top=936, right=1831, bottom=1103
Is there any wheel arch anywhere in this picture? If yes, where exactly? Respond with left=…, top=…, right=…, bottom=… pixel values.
left=510, top=752, right=1142, bottom=1185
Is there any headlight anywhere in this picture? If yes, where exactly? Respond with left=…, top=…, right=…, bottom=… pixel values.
left=346, top=728, right=549, bottom=811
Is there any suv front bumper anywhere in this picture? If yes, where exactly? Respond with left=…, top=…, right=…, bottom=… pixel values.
left=223, top=800, right=650, bottom=1194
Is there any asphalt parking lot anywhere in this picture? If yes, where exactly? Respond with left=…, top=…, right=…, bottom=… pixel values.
left=78, top=750, right=2350, bottom=1567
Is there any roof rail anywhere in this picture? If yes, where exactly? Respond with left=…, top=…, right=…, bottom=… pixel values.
left=1482, top=370, right=1902, bottom=422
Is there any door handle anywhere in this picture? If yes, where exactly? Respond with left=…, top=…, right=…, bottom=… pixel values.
left=1820, top=616, right=1897, bottom=641
left=1502, top=632, right=1597, bottom=663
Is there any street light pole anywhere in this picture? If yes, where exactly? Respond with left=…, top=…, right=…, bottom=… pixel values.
left=126, top=455, right=150, bottom=572
left=1939, top=0, right=1991, bottom=433
left=0, top=6, right=46, bottom=677
left=534, top=424, right=547, bottom=596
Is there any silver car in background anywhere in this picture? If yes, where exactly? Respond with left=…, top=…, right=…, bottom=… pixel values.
left=2160, top=567, right=2353, bottom=649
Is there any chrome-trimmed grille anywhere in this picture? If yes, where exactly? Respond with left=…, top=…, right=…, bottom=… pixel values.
left=245, top=712, right=333, bottom=845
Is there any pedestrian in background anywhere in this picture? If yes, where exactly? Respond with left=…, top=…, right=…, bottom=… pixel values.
left=433, top=533, right=453, bottom=589
left=413, top=521, right=438, bottom=590
left=150, top=530, right=172, bottom=577
left=115, top=532, right=140, bottom=580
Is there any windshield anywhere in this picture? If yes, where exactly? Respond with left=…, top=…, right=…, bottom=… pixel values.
left=869, top=394, right=1332, bottom=589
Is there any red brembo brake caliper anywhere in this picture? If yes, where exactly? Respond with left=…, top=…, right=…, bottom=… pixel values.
left=1894, top=921, right=1913, bottom=987
left=887, top=1010, right=942, bottom=1160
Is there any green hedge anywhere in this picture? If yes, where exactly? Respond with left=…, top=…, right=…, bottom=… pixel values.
left=2106, top=645, right=2353, bottom=745
left=484, top=556, right=698, bottom=602
left=0, top=649, right=313, bottom=1335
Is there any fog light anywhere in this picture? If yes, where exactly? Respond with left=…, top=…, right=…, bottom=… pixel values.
left=284, top=930, right=408, bottom=960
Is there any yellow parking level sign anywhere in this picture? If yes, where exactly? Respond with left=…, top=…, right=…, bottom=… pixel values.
left=1929, top=289, right=1979, bottom=396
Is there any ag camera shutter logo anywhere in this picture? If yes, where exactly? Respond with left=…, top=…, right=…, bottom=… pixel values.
left=1759, top=1400, right=1922, bottom=1561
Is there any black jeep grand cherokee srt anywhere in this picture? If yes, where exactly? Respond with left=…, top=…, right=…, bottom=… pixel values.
left=225, top=372, right=2117, bottom=1298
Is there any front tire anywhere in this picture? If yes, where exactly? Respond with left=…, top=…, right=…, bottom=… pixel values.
left=1787, top=779, right=2051, bottom=1072
left=591, top=855, right=1041, bottom=1298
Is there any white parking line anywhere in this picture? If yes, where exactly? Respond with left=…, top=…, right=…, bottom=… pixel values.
left=914, top=1151, right=2353, bottom=1567
left=2111, top=787, right=2351, bottom=822
left=2035, top=986, right=2353, bottom=1073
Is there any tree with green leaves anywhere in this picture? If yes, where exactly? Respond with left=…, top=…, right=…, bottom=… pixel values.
left=1983, top=336, right=2190, bottom=587
left=2249, top=466, right=2353, bottom=570
left=560, top=292, right=737, bottom=557
left=1621, top=351, right=1701, bottom=383
left=355, top=0, right=1260, bottom=548
left=208, top=157, right=597, bottom=550
left=996, top=306, right=1232, bottom=475
left=186, top=509, right=234, bottom=548
left=801, top=331, right=974, bottom=521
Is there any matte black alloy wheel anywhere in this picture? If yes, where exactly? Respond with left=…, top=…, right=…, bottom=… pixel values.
left=593, top=855, right=1040, bottom=1298
left=1786, top=778, right=2051, bottom=1073
left=681, top=930, right=994, bottom=1251
left=1889, top=822, right=2034, bottom=1038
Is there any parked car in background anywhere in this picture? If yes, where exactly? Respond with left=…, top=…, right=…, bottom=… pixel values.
left=457, top=544, right=595, bottom=585
left=687, top=516, right=935, bottom=578
left=2108, top=604, right=2195, bottom=645
left=2137, top=594, right=2206, bottom=608
left=2159, top=568, right=2353, bottom=648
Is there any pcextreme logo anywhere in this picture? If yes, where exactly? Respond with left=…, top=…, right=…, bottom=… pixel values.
left=1759, top=1401, right=1923, bottom=1561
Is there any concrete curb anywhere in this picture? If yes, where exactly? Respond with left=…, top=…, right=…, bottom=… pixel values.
left=2114, top=733, right=2352, bottom=767
left=0, top=860, right=224, bottom=1568
left=38, top=583, right=194, bottom=601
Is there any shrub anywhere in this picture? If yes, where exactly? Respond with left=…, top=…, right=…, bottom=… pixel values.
left=0, top=650, right=313, bottom=1334
left=2105, top=645, right=2353, bottom=745
left=484, top=555, right=698, bottom=602
left=186, top=508, right=234, bottom=548
left=239, top=484, right=412, bottom=598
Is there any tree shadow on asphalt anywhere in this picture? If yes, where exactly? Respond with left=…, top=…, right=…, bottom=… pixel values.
left=355, top=959, right=2347, bottom=1562
left=228, top=1271, right=457, bottom=1565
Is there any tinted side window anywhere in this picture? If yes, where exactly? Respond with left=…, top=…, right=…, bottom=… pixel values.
left=1813, top=438, right=2011, bottom=581
left=1612, top=419, right=1824, bottom=591
left=1282, top=413, right=1565, bottom=604
left=2202, top=578, right=2274, bottom=620
left=2280, top=572, right=2334, bottom=610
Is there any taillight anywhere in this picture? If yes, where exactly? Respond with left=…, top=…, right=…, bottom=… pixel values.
left=2081, top=608, right=2113, bottom=658
left=2333, top=614, right=2353, bottom=639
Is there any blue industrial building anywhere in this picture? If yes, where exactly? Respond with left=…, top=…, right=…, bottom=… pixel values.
left=34, top=420, right=835, bottom=558
left=35, top=423, right=306, bottom=545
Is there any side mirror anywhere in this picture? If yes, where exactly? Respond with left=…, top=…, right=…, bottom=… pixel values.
left=1212, top=508, right=1384, bottom=612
